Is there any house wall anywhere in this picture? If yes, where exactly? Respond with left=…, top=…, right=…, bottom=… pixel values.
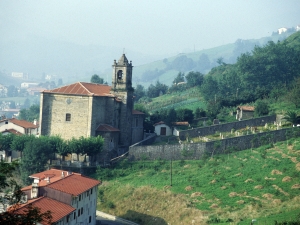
left=131, top=114, right=144, bottom=144
left=70, top=186, right=98, bottom=225
left=179, top=115, right=276, bottom=140
left=154, top=124, right=172, bottom=136
left=237, top=110, right=254, bottom=120
left=40, top=93, right=93, bottom=139
left=129, top=128, right=300, bottom=161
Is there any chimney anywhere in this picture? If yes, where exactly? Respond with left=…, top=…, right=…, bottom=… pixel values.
left=33, top=119, right=37, bottom=125
left=61, top=171, right=65, bottom=178
left=46, top=177, right=50, bottom=183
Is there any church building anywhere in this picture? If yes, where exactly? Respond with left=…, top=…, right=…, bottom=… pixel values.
left=39, top=54, right=144, bottom=159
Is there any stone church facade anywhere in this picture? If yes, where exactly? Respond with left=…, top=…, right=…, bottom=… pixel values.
left=39, top=54, right=144, bottom=159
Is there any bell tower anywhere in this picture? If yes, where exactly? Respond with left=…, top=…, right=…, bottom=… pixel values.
left=112, top=54, right=133, bottom=91
left=112, top=54, right=134, bottom=148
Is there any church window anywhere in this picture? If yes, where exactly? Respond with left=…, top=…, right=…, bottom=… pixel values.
left=117, top=70, right=123, bottom=79
left=66, top=113, right=71, bottom=121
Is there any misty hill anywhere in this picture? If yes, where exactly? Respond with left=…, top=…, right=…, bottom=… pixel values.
left=132, top=31, right=295, bottom=88
left=0, top=35, right=161, bottom=85
left=0, top=31, right=295, bottom=87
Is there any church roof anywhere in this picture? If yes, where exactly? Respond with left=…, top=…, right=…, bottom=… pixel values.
left=42, top=82, right=113, bottom=97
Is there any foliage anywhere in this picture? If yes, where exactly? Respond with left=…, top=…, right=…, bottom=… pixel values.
left=18, top=104, right=40, bottom=122
left=172, top=72, right=185, bottom=84
left=20, top=137, right=52, bottom=184
left=283, top=111, right=300, bottom=126
left=90, top=74, right=104, bottom=84
left=147, top=80, right=168, bottom=98
left=133, top=84, right=146, bottom=102
left=254, top=99, right=270, bottom=117
left=0, top=160, right=52, bottom=224
left=185, top=71, right=204, bottom=88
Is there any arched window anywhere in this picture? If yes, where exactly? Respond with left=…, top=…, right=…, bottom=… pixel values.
left=117, top=70, right=123, bottom=79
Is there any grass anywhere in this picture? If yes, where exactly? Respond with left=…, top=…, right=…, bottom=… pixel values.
left=96, top=137, right=300, bottom=225
left=144, top=87, right=205, bottom=114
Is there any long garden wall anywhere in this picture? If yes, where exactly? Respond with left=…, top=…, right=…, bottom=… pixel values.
left=128, top=127, right=300, bottom=161
left=179, top=115, right=277, bottom=140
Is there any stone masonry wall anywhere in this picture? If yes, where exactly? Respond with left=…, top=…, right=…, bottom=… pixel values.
left=128, top=128, right=300, bottom=161
left=40, top=93, right=92, bottom=139
left=179, top=115, right=276, bottom=140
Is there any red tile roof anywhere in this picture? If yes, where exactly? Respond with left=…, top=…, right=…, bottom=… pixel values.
left=26, top=169, right=100, bottom=196
left=1, top=129, right=23, bottom=135
left=237, top=106, right=255, bottom=111
left=132, top=110, right=145, bottom=115
left=9, top=118, right=38, bottom=129
left=14, top=197, right=75, bottom=224
left=172, top=121, right=189, bottom=126
left=153, top=121, right=166, bottom=126
left=96, top=124, right=120, bottom=132
left=42, top=82, right=113, bottom=97
left=47, top=173, right=100, bottom=196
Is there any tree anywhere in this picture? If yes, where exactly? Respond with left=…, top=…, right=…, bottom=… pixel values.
left=194, top=107, right=206, bottom=119
left=134, top=84, right=145, bottom=102
left=173, top=72, right=185, bottom=84
left=185, top=71, right=204, bottom=88
left=90, top=74, right=104, bottom=84
left=81, top=136, right=104, bottom=162
left=0, top=133, right=14, bottom=158
left=286, top=77, right=300, bottom=108
left=18, top=104, right=40, bottom=122
left=176, top=108, right=194, bottom=123
left=283, top=111, right=300, bottom=126
left=254, top=100, right=269, bottom=117
left=68, top=137, right=84, bottom=161
left=20, top=137, right=52, bottom=185
left=0, top=160, right=52, bottom=224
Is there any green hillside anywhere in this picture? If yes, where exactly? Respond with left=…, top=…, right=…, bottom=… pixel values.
left=132, top=31, right=295, bottom=88
left=96, top=138, right=300, bottom=225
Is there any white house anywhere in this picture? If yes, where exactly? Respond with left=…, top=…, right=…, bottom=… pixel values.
left=278, top=27, right=288, bottom=34
left=153, top=121, right=172, bottom=136
left=16, top=169, right=101, bottom=225
left=0, top=118, right=39, bottom=136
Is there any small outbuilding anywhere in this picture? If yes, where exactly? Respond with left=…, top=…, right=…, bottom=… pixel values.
left=153, top=121, right=172, bottom=136
left=236, top=106, right=255, bottom=121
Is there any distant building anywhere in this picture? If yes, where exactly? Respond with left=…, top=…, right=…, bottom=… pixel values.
left=11, top=72, right=28, bottom=79
left=296, top=25, right=300, bottom=32
left=12, top=169, right=101, bottom=225
left=236, top=106, right=255, bottom=120
left=21, top=82, right=39, bottom=89
left=278, top=27, right=288, bottom=34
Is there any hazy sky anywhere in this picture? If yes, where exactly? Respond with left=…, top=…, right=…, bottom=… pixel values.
left=1, top=0, right=300, bottom=56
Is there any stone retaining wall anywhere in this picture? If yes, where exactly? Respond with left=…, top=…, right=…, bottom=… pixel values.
left=128, top=127, right=299, bottom=161
left=179, top=115, right=277, bottom=140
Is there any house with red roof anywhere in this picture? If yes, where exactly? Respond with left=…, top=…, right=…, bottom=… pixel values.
left=14, top=169, right=101, bottom=225
left=0, top=118, right=39, bottom=136
left=39, top=54, right=144, bottom=162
